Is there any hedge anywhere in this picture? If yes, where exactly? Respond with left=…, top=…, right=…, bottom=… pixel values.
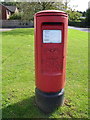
left=68, top=21, right=88, bottom=28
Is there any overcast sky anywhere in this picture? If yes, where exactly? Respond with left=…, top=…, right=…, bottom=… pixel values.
left=69, top=0, right=90, bottom=11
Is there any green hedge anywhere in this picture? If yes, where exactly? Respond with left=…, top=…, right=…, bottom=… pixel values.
left=68, top=21, right=87, bottom=28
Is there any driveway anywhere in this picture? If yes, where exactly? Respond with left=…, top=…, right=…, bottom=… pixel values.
left=68, top=26, right=90, bottom=32
left=0, top=28, right=15, bottom=32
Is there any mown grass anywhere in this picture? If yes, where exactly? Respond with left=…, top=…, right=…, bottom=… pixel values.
left=2, top=28, right=88, bottom=118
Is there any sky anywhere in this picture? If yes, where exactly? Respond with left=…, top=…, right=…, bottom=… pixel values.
left=69, top=0, right=90, bottom=12
left=1, top=0, right=90, bottom=12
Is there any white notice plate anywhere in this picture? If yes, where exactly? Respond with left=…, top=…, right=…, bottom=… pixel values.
left=43, top=30, right=62, bottom=43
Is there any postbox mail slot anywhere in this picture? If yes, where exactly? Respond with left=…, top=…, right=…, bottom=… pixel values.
left=42, top=22, right=62, bottom=26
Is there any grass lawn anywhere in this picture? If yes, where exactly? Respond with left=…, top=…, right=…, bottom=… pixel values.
left=1, top=28, right=88, bottom=118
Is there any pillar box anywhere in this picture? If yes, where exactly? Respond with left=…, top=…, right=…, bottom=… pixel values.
left=34, top=10, right=68, bottom=113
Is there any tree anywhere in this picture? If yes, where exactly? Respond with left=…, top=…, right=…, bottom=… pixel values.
left=18, top=2, right=64, bottom=21
left=85, top=8, right=90, bottom=27
left=18, top=2, right=41, bottom=21
left=82, top=11, right=86, bottom=17
left=63, top=0, right=71, bottom=10
left=67, top=9, right=82, bottom=22
left=1, top=2, right=18, bottom=6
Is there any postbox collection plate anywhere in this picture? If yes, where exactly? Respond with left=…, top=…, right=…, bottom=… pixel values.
left=43, top=30, right=62, bottom=43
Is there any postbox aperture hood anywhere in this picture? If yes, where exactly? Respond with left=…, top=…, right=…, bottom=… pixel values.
left=35, top=10, right=68, bottom=17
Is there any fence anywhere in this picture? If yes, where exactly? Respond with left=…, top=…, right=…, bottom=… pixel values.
left=0, top=20, right=34, bottom=28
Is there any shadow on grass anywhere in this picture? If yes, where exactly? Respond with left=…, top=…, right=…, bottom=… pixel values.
left=2, top=96, right=56, bottom=119
left=2, top=28, right=34, bottom=36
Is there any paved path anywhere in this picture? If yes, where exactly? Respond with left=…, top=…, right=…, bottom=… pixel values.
left=68, top=26, right=90, bottom=32
left=0, top=28, right=15, bottom=32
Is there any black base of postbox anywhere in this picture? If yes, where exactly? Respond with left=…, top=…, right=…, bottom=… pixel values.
left=35, top=88, right=64, bottom=113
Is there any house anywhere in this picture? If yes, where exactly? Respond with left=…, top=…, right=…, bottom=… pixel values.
left=0, top=4, right=18, bottom=20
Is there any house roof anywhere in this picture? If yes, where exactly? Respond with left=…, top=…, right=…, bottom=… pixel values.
left=6, top=6, right=17, bottom=12
left=0, top=3, right=17, bottom=12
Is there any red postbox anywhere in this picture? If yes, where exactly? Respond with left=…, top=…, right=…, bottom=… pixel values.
left=34, top=10, right=68, bottom=113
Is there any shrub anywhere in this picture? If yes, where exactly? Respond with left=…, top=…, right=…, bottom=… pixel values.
left=69, top=21, right=86, bottom=28
left=9, top=13, right=22, bottom=20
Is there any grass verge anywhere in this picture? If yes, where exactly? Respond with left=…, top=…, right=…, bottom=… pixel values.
left=2, top=28, right=88, bottom=118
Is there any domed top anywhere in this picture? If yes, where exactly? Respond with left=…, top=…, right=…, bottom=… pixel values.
left=35, top=10, right=68, bottom=17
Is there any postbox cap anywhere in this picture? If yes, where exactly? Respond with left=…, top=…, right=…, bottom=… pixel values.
left=35, top=10, right=68, bottom=17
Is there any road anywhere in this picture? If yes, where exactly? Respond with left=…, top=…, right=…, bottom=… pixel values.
left=0, top=28, right=15, bottom=32
left=0, top=27, right=90, bottom=32
left=68, top=26, right=90, bottom=32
